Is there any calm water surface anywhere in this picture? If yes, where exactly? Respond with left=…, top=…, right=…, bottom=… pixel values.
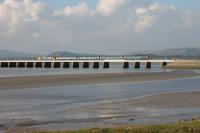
left=0, top=68, right=200, bottom=132
left=0, top=64, right=168, bottom=77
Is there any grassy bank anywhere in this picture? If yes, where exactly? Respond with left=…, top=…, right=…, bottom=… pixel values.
left=5, top=120, right=200, bottom=133
left=31, top=120, right=200, bottom=133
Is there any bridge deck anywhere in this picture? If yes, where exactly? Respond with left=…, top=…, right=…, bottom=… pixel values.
left=0, top=59, right=174, bottom=63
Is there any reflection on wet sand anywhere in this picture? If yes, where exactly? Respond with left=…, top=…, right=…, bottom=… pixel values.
left=0, top=70, right=200, bottom=132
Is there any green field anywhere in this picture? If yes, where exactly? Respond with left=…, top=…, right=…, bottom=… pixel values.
left=32, top=120, right=200, bottom=133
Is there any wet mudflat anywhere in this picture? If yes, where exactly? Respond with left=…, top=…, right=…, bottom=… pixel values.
left=0, top=73, right=200, bottom=132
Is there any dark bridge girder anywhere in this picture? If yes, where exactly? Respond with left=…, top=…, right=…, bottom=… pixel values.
left=54, top=62, right=61, bottom=68
left=103, top=62, right=110, bottom=69
left=26, top=62, right=34, bottom=68
left=123, top=62, right=129, bottom=68
left=135, top=62, right=140, bottom=69
left=1, top=62, right=8, bottom=68
left=162, top=62, right=167, bottom=67
left=93, top=62, right=99, bottom=69
left=83, top=62, right=89, bottom=68
left=9, top=62, right=17, bottom=68
left=44, top=62, right=52, bottom=68
left=146, top=62, right=151, bottom=69
left=63, top=62, right=70, bottom=68
left=0, top=60, right=168, bottom=69
left=73, top=62, right=79, bottom=68
left=35, top=62, right=43, bottom=68
left=18, top=62, right=25, bottom=68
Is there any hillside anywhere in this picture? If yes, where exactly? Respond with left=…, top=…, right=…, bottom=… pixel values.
left=130, top=48, right=200, bottom=59
left=48, top=51, right=104, bottom=57
left=156, top=48, right=200, bottom=56
left=0, top=50, right=39, bottom=58
left=0, top=48, right=199, bottom=59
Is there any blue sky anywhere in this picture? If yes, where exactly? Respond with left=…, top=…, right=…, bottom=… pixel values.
left=155, top=0, right=200, bottom=10
left=36, top=0, right=98, bottom=9
left=39, top=0, right=200, bottom=11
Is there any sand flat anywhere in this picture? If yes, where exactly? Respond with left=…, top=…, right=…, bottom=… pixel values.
left=82, top=91, right=200, bottom=110
left=0, top=70, right=199, bottom=90
left=166, top=60, right=200, bottom=69
left=132, top=91, right=200, bottom=108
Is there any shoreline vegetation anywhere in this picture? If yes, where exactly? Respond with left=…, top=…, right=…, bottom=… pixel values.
left=5, top=119, right=200, bottom=133
left=0, top=70, right=199, bottom=90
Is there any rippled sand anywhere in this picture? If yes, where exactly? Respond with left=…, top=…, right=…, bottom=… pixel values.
left=77, top=91, right=200, bottom=111
left=125, top=91, right=200, bottom=108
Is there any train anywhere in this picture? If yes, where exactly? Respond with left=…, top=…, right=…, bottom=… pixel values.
left=37, top=56, right=149, bottom=61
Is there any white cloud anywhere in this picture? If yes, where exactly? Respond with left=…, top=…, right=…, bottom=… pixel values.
left=134, top=3, right=176, bottom=33
left=182, top=10, right=193, bottom=27
left=134, top=14, right=156, bottom=33
left=0, top=0, right=44, bottom=33
left=54, top=2, right=89, bottom=16
left=96, top=0, right=125, bottom=16
left=32, top=32, right=40, bottom=38
left=0, top=0, right=199, bottom=54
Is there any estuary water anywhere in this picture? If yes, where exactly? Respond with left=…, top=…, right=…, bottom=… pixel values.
left=0, top=68, right=200, bottom=132
left=0, top=64, right=168, bottom=77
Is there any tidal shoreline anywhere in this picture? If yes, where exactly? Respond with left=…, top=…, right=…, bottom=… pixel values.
left=0, top=70, right=199, bottom=90
left=1, top=72, right=200, bottom=132
left=132, top=91, right=200, bottom=108
left=4, top=91, right=200, bottom=132
left=98, top=90, right=200, bottom=109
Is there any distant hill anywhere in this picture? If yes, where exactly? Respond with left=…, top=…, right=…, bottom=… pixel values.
left=48, top=51, right=104, bottom=57
left=0, top=50, right=39, bottom=58
left=155, top=48, right=200, bottom=56
left=0, top=48, right=199, bottom=59
left=49, top=48, right=200, bottom=59
left=129, top=48, right=200, bottom=59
